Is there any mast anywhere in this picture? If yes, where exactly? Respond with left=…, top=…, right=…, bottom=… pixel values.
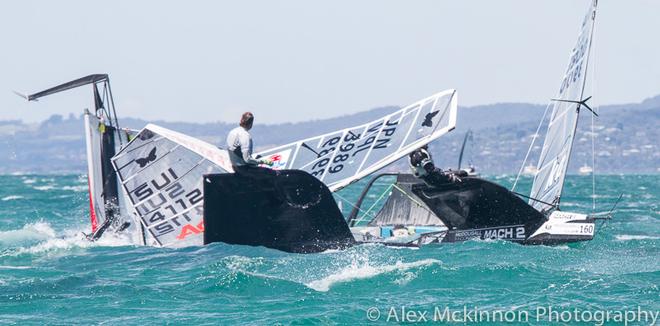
left=457, top=129, right=472, bottom=170
left=20, top=74, right=128, bottom=240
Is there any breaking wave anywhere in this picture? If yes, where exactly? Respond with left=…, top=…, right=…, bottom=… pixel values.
left=615, top=234, right=660, bottom=241
left=0, top=222, right=56, bottom=246
left=60, top=185, right=87, bottom=192
left=32, top=185, right=56, bottom=191
left=305, top=258, right=441, bottom=292
left=0, top=222, right=133, bottom=256
left=1, top=195, right=24, bottom=201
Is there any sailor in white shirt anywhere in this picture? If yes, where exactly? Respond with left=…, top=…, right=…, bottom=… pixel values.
left=227, top=112, right=271, bottom=169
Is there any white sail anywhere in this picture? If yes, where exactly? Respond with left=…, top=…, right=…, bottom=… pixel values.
left=256, top=89, right=458, bottom=192
left=84, top=112, right=109, bottom=233
left=529, top=0, right=597, bottom=212
left=111, top=124, right=233, bottom=247
left=83, top=110, right=139, bottom=242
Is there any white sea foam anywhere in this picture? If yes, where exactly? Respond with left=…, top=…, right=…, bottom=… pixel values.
left=18, top=229, right=134, bottom=255
left=33, top=185, right=56, bottom=191
left=305, top=258, right=441, bottom=292
left=0, top=222, right=134, bottom=256
left=615, top=234, right=659, bottom=241
left=0, top=265, right=30, bottom=270
left=60, top=185, right=87, bottom=192
left=0, top=222, right=56, bottom=246
left=1, top=195, right=24, bottom=201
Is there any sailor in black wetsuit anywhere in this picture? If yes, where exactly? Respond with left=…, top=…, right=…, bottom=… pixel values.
left=408, top=145, right=463, bottom=186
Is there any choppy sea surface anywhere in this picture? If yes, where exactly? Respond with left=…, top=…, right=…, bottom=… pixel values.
left=0, top=174, right=657, bottom=325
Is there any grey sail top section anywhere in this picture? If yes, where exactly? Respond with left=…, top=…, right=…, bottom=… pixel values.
left=368, top=174, right=444, bottom=227
left=529, top=0, right=597, bottom=213
left=111, top=124, right=233, bottom=247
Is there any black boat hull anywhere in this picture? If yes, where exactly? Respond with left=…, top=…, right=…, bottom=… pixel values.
left=203, top=170, right=594, bottom=253
left=350, top=174, right=595, bottom=247
left=203, top=169, right=354, bottom=253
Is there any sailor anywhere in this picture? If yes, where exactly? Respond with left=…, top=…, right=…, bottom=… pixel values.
left=227, top=112, right=272, bottom=172
left=408, top=145, right=462, bottom=185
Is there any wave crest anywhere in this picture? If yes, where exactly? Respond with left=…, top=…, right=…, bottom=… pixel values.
left=305, top=258, right=441, bottom=292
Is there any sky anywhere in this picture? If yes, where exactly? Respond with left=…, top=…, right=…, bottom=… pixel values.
left=1, top=0, right=659, bottom=124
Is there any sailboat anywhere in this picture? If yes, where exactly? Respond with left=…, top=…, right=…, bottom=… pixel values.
left=21, top=74, right=457, bottom=250
left=345, top=0, right=605, bottom=246
left=206, top=0, right=604, bottom=250
left=457, top=130, right=477, bottom=176
left=20, top=0, right=605, bottom=253
left=579, top=163, right=594, bottom=175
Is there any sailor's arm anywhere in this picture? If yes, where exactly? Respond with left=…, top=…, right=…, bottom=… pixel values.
left=239, top=134, right=269, bottom=166
left=241, top=148, right=261, bottom=165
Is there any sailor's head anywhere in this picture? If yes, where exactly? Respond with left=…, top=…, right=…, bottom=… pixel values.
left=240, top=112, right=254, bottom=130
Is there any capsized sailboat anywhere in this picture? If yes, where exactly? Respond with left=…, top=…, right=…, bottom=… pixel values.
left=21, top=0, right=604, bottom=252
left=203, top=90, right=459, bottom=252
left=22, top=74, right=457, bottom=250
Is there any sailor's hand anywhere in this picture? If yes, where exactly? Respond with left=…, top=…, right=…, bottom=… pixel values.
left=447, top=173, right=462, bottom=183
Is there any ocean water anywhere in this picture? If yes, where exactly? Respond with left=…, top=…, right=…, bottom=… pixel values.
left=0, top=174, right=657, bottom=325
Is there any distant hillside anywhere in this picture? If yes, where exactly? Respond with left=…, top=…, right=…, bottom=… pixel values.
left=0, top=95, right=657, bottom=174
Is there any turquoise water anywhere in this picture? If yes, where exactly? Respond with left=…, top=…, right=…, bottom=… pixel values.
left=0, top=174, right=657, bottom=325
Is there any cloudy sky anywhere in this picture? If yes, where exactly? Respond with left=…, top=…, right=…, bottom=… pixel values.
left=1, top=0, right=658, bottom=123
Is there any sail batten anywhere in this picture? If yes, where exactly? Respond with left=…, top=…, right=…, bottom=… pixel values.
left=256, top=89, right=457, bottom=192
left=529, top=0, right=598, bottom=212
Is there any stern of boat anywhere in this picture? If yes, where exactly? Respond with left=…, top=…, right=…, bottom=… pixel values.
left=525, top=211, right=595, bottom=244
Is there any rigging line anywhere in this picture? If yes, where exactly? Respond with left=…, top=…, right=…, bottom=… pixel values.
left=332, top=191, right=378, bottom=224
left=511, top=101, right=552, bottom=191
left=593, top=193, right=623, bottom=238
left=105, top=78, right=123, bottom=146
left=100, top=83, right=112, bottom=121
left=391, top=184, right=436, bottom=216
left=590, top=19, right=599, bottom=212
left=511, top=191, right=557, bottom=209
left=352, top=183, right=395, bottom=225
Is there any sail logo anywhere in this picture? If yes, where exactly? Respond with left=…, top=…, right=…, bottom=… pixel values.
left=135, top=147, right=157, bottom=168
left=177, top=221, right=205, bottom=240
left=265, top=149, right=291, bottom=170
left=545, top=156, right=565, bottom=191
left=421, top=110, right=439, bottom=127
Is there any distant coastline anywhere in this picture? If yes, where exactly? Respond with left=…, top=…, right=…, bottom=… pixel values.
left=0, top=95, right=657, bottom=174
